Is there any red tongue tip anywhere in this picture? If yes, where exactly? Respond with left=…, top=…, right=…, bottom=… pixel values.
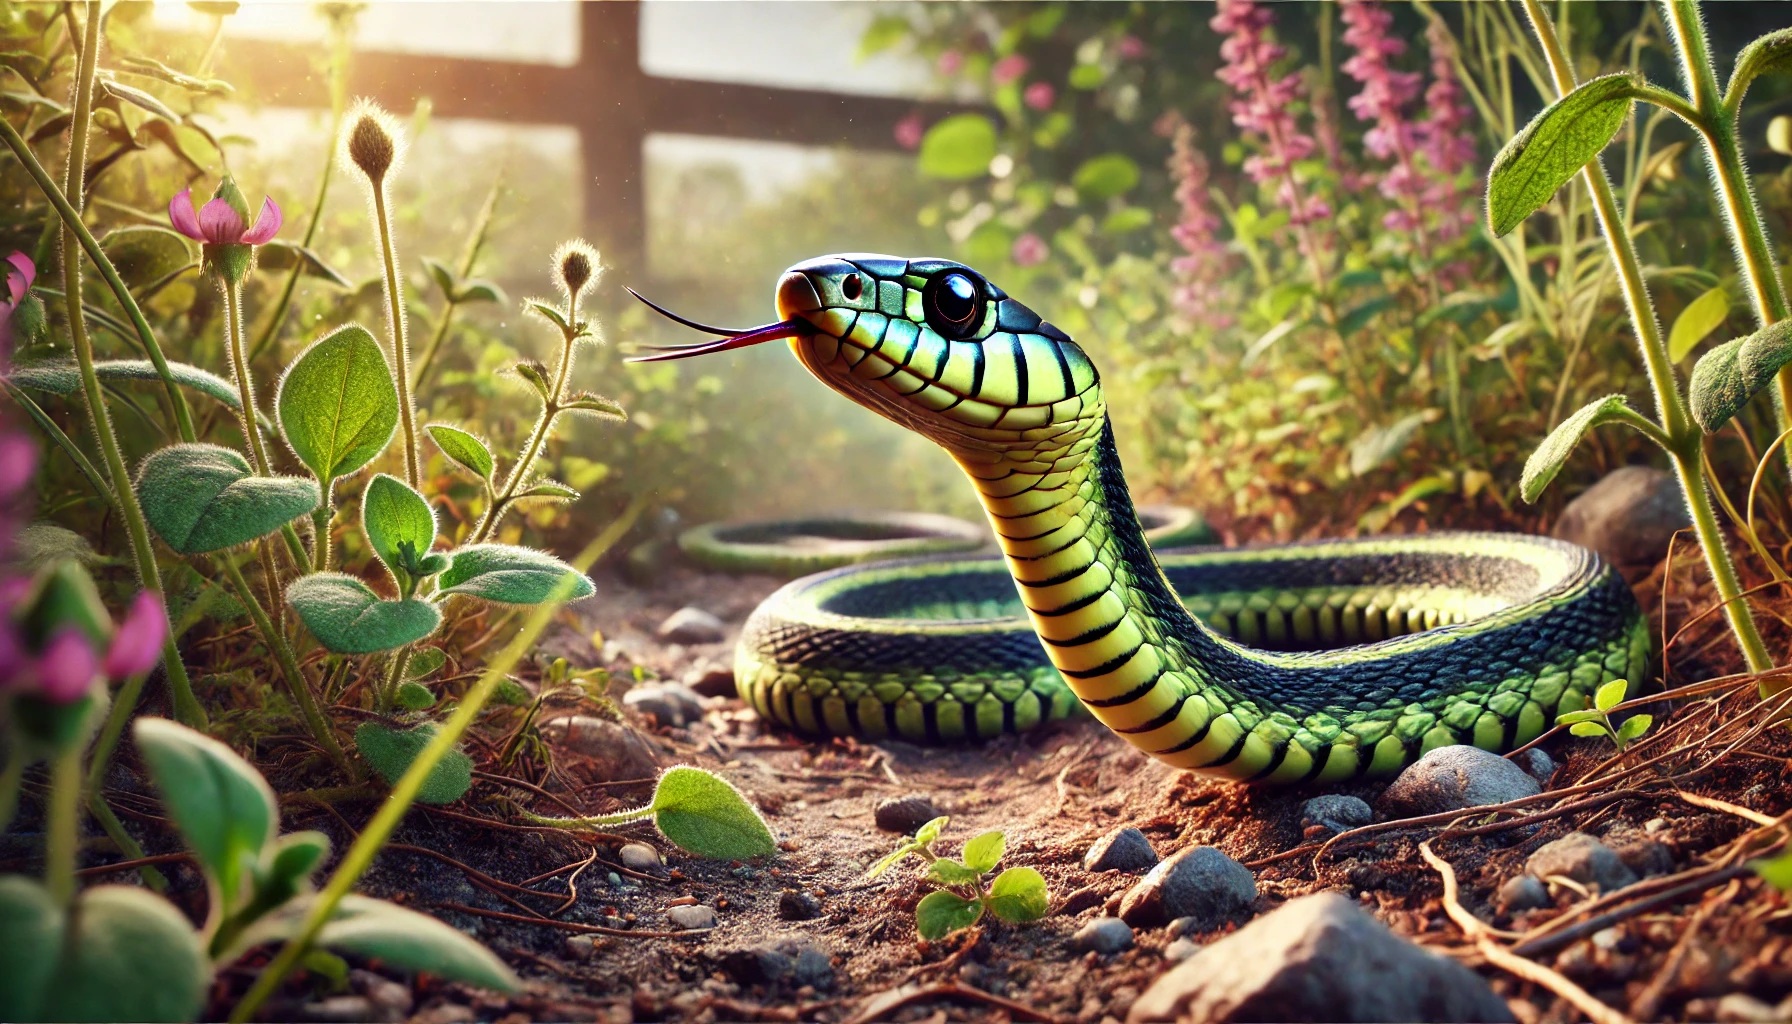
left=624, top=318, right=811, bottom=363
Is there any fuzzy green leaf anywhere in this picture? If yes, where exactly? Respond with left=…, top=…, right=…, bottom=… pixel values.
left=405, top=646, right=447, bottom=680
left=1690, top=321, right=1792, bottom=432
left=97, top=75, right=179, bottom=121
left=1728, top=28, right=1792, bottom=109
left=524, top=302, right=571, bottom=334
left=13, top=357, right=241, bottom=411
left=422, top=256, right=456, bottom=297
left=455, top=279, right=506, bottom=305
left=394, top=681, right=436, bottom=711
left=1487, top=73, right=1637, bottom=236
left=1520, top=395, right=1637, bottom=503
left=287, top=574, right=440, bottom=654
left=257, top=242, right=352, bottom=288
left=317, top=894, right=517, bottom=991
left=426, top=424, right=495, bottom=480
left=915, top=890, right=983, bottom=939
left=361, top=474, right=437, bottom=582
left=1594, top=678, right=1629, bottom=712
left=0, top=877, right=63, bottom=1022
left=961, top=830, right=1005, bottom=874
left=648, top=765, right=777, bottom=859
left=1668, top=285, right=1731, bottom=362
left=136, top=444, right=319, bottom=554
left=984, top=866, right=1049, bottom=923
left=511, top=359, right=553, bottom=401
left=1071, top=153, right=1140, bottom=201
left=560, top=392, right=627, bottom=421
left=39, top=885, right=209, bottom=1023
left=919, top=114, right=998, bottom=180
left=133, top=717, right=277, bottom=912
left=266, top=831, right=330, bottom=891
left=927, top=858, right=984, bottom=886
left=277, top=325, right=400, bottom=485
left=517, top=480, right=579, bottom=502
left=353, top=722, right=473, bottom=804
left=99, top=225, right=193, bottom=285
left=436, top=544, right=595, bottom=605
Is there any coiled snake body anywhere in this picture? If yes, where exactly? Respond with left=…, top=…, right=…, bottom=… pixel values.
left=632, top=255, right=1650, bottom=783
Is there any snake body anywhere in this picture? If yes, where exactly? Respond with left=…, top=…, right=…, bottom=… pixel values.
left=635, top=254, right=1650, bottom=783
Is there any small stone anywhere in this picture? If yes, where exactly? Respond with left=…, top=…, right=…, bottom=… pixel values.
left=409, top=1004, right=476, bottom=1024
left=1299, top=795, right=1373, bottom=835
left=1118, top=846, right=1256, bottom=930
left=658, top=606, right=726, bottom=644
left=300, top=997, right=376, bottom=1023
left=1515, top=748, right=1556, bottom=784
left=1127, top=893, right=1514, bottom=1024
left=1604, top=828, right=1675, bottom=877
left=624, top=683, right=706, bottom=727
left=1083, top=826, right=1159, bottom=873
left=686, top=663, right=738, bottom=698
left=874, top=794, right=939, bottom=834
left=1498, top=874, right=1549, bottom=913
left=1164, top=937, right=1200, bottom=962
left=667, top=904, right=718, bottom=930
left=720, top=939, right=832, bottom=989
left=350, top=969, right=411, bottom=1022
left=1073, top=917, right=1134, bottom=955
left=539, top=716, right=661, bottom=780
left=1379, top=745, right=1540, bottom=816
left=778, top=888, right=821, bottom=921
left=563, top=934, right=603, bottom=961
left=1552, top=465, right=1691, bottom=566
left=1526, top=832, right=1638, bottom=893
left=619, top=842, right=665, bottom=875
left=1165, top=916, right=1199, bottom=938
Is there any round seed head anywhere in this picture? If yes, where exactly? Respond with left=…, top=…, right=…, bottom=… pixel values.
left=341, top=98, right=404, bottom=185
left=553, top=238, right=601, bottom=303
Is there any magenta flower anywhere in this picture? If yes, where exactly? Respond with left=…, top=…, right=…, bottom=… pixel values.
left=1418, top=20, right=1479, bottom=243
left=937, top=50, right=964, bottom=76
left=1011, top=232, right=1049, bottom=267
left=0, top=432, right=36, bottom=508
left=1023, top=81, right=1055, bottom=111
left=1166, top=118, right=1234, bottom=327
left=1, top=251, right=34, bottom=363
left=104, top=590, right=168, bottom=679
left=894, top=113, right=924, bottom=151
left=991, top=54, right=1029, bottom=87
left=168, top=185, right=282, bottom=246
left=1118, top=35, right=1145, bottom=60
left=35, top=629, right=98, bottom=704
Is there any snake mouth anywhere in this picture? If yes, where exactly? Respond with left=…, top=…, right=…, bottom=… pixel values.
left=624, top=287, right=813, bottom=363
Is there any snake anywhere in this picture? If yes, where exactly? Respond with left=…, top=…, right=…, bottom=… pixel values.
left=629, top=255, right=1650, bottom=783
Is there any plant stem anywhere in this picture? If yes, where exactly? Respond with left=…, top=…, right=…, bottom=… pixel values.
left=1520, top=0, right=1773, bottom=676
left=44, top=743, right=83, bottom=907
left=83, top=671, right=147, bottom=805
left=87, top=792, right=167, bottom=891
left=411, top=300, right=458, bottom=396
left=228, top=497, right=644, bottom=1024
left=0, top=746, right=23, bottom=835
left=370, top=185, right=422, bottom=488
left=222, top=278, right=273, bottom=474
left=473, top=313, right=578, bottom=543
left=414, top=171, right=503, bottom=394
left=516, top=803, right=652, bottom=830
left=311, top=499, right=333, bottom=572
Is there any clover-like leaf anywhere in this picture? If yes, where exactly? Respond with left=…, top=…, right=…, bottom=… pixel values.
left=1690, top=320, right=1792, bottom=432
left=1594, top=678, right=1629, bottom=712
left=361, top=474, right=437, bottom=582
left=134, top=717, right=277, bottom=914
left=984, top=866, right=1049, bottom=923
left=286, top=574, right=441, bottom=654
left=1488, top=73, right=1637, bottom=236
left=136, top=444, right=319, bottom=554
left=436, top=544, right=595, bottom=605
left=961, top=830, right=1005, bottom=874
left=647, top=765, right=777, bottom=859
left=426, top=423, right=494, bottom=481
left=277, top=325, right=400, bottom=485
left=353, top=722, right=473, bottom=805
left=1521, top=395, right=1639, bottom=503
left=915, top=889, right=983, bottom=939
left=0, top=877, right=63, bottom=1022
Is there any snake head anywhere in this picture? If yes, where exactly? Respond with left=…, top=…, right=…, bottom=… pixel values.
left=629, top=254, right=1103, bottom=455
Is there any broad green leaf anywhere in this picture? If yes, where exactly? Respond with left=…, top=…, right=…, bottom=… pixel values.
left=915, top=890, right=983, bottom=939
left=1668, top=286, right=1731, bottom=362
left=1072, top=153, right=1140, bottom=201
left=318, top=894, right=517, bottom=991
left=136, top=444, right=319, bottom=554
left=1338, top=296, right=1395, bottom=337
left=916, top=815, right=948, bottom=845
left=0, top=877, right=61, bottom=1022
left=1615, top=714, right=1653, bottom=744
left=1554, top=709, right=1604, bottom=725
left=42, top=886, right=208, bottom=1023
left=266, top=831, right=330, bottom=890
left=455, top=279, right=506, bottom=305
left=395, top=681, right=436, bottom=711
left=99, top=225, right=193, bottom=285
left=1594, top=678, right=1629, bottom=712
left=1487, top=74, right=1638, bottom=236
left=287, top=574, right=441, bottom=654
left=134, top=717, right=277, bottom=912
left=436, top=543, right=595, bottom=605
left=353, top=722, right=473, bottom=804
left=1690, top=321, right=1792, bottom=432
left=1101, top=207, right=1153, bottom=235
left=277, top=325, right=400, bottom=484
left=1348, top=410, right=1431, bottom=477
left=1569, top=720, right=1609, bottom=738
left=12, top=357, right=242, bottom=410
left=1520, top=395, right=1637, bottom=502
left=1750, top=846, right=1792, bottom=891
left=18, top=522, right=99, bottom=569
left=962, top=830, right=1005, bottom=874
left=984, top=865, right=1049, bottom=923
left=1728, top=28, right=1792, bottom=109
left=919, top=114, right=998, bottom=180
left=361, top=474, right=438, bottom=581
left=257, top=242, right=352, bottom=288
left=648, top=765, right=777, bottom=859
left=927, top=858, right=984, bottom=886
left=405, top=646, right=447, bottom=679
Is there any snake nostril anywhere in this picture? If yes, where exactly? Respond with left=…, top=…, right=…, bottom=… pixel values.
left=841, top=273, right=863, bottom=301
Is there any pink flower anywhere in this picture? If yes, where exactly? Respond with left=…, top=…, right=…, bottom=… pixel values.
left=937, top=50, right=964, bottom=76
left=1166, top=118, right=1234, bottom=326
left=0, top=433, right=36, bottom=505
left=168, top=183, right=282, bottom=246
left=35, top=628, right=98, bottom=704
left=1118, top=35, right=1146, bottom=60
left=1, top=251, right=33, bottom=361
left=893, top=113, right=925, bottom=150
left=1023, top=81, right=1055, bottom=111
left=1011, top=232, right=1049, bottom=267
left=991, top=54, right=1029, bottom=87
left=104, top=590, right=167, bottom=679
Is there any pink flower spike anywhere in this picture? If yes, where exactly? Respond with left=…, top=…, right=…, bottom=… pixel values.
left=197, top=196, right=247, bottom=245
left=4, top=251, right=33, bottom=306
left=240, top=196, right=283, bottom=245
left=1011, top=232, right=1049, bottom=267
left=168, top=188, right=203, bottom=241
left=37, top=628, right=98, bottom=703
left=992, top=55, right=1029, bottom=87
left=1024, top=82, right=1055, bottom=111
left=104, top=590, right=168, bottom=679
left=893, top=113, right=924, bottom=150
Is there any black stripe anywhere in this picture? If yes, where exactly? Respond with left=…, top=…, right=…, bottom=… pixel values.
left=882, top=697, right=899, bottom=738
left=1295, top=744, right=1332, bottom=785
left=1009, top=333, right=1029, bottom=406
left=1245, top=739, right=1290, bottom=782
left=968, top=339, right=986, bottom=396
left=1014, top=529, right=1088, bottom=562
left=1050, top=340, right=1075, bottom=401
left=921, top=700, right=942, bottom=744
left=1041, top=614, right=1126, bottom=647
left=1001, top=696, right=1016, bottom=734
left=869, top=325, right=921, bottom=381
left=1195, top=730, right=1252, bottom=771
left=1030, top=585, right=1111, bottom=618
left=996, top=521, right=1070, bottom=543
left=1117, top=689, right=1189, bottom=734
left=1060, top=644, right=1144, bottom=680
left=843, top=694, right=864, bottom=737
left=1153, top=706, right=1214, bottom=755
left=1086, top=664, right=1166, bottom=708
left=1014, top=561, right=1095, bottom=589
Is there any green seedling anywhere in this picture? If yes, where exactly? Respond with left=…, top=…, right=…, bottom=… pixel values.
left=1555, top=679, right=1652, bottom=753
left=866, top=817, right=1050, bottom=940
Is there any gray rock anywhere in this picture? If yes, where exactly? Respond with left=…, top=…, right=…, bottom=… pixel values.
left=1613, top=837, right=1674, bottom=878
left=1552, top=465, right=1691, bottom=566
left=658, top=606, right=727, bottom=644
left=667, top=904, right=718, bottom=930
left=1165, top=937, right=1201, bottom=962
left=563, top=934, right=603, bottom=960
left=539, top=716, right=661, bottom=780
left=1515, top=748, right=1556, bottom=784
left=1118, top=846, right=1256, bottom=930
left=873, top=794, right=939, bottom=834
left=349, top=970, right=411, bottom=1022
left=720, top=939, right=832, bottom=989
left=619, top=842, right=665, bottom=875
left=1083, top=826, right=1159, bottom=873
left=1498, top=874, right=1549, bottom=913
left=1127, top=893, right=1515, bottom=1024
left=1073, top=916, right=1134, bottom=955
left=624, top=683, right=706, bottom=726
left=1300, top=794, right=1373, bottom=835
left=778, top=888, right=822, bottom=921
left=1379, top=745, right=1540, bottom=816
left=1526, top=832, right=1638, bottom=893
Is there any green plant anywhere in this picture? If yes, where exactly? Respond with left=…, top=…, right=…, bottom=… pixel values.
left=1555, top=678, right=1653, bottom=752
left=519, top=764, right=778, bottom=860
left=866, top=817, right=1051, bottom=940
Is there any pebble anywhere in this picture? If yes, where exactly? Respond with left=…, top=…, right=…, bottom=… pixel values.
left=720, top=939, right=833, bottom=989
left=666, top=904, right=718, bottom=930
left=409, top=1005, right=476, bottom=1024
left=1299, top=794, right=1373, bottom=836
left=539, top=716, right=662, bottom=780
left=1073, top=917, right=1134, bottom=955
left=1497, top=874, right=1549, bottom=913
left=1127, top=893, right=1514, bottom=1023
left=349, top=970, right=411, bottom=1022
left=1379, top=744, right=1540, bottom=816
left=1515, top=748, right=1556, bottom=784
left=778, top=888, right=822, bottom=921
left=1552, top=465, right=1691, bottom=566
left=563, top=934, right=603, bottom=960
left=1165, top=916, right=1199, bottom=938
left=686, top=662, right=738, bottom=698
left=1083, top=826, right=1159, bottom=873
left=1118, top=846, right=1256, bottom=930
left=1164, top=937, right=1200, bottom=962
left=1526, top=832, right=1638, bottom=894
left=624, top=683, right=706, bottom=726
left=873, top=794, right=939, bottom=834
left=300, top=997, right=376, bottom=1023
left=619, top=842, right=666, bottom=875
left=658, top=606, right=727, bottom=644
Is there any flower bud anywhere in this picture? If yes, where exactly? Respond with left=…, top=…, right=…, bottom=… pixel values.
left=104, top=590, right=168, bottom=679
left=37, top=628, right=98, bottom=704
left=553, top=239, right=600, bottom=305
left=342, top=99, right=403, bottom=185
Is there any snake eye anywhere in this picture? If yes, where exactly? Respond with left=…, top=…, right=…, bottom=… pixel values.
left=924, top=271, right=984, bottom=340
left=841, top=273, right=863, bottom=301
